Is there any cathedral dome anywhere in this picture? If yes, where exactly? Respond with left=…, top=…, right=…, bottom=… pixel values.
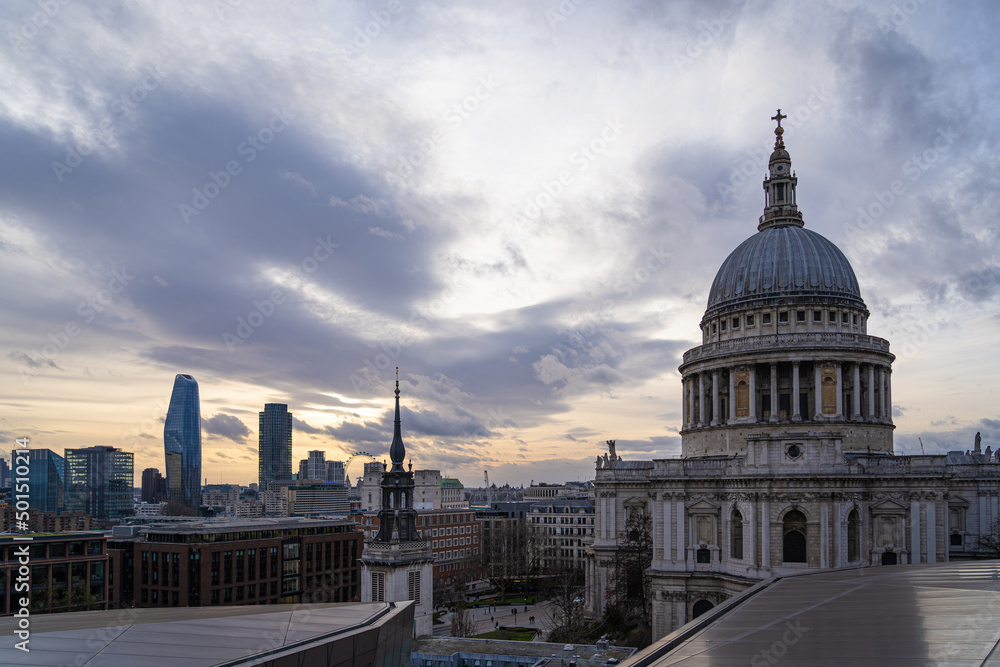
left=705, top=225, right=865, bottom=319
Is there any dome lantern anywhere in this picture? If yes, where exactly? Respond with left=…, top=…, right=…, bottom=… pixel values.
left=759, top=109, right=803, bottom=232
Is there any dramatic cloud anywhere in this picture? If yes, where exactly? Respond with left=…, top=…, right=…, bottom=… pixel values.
left=203, top=414, right=251, bottom=443
left=1, top=0, right=997, bottom=485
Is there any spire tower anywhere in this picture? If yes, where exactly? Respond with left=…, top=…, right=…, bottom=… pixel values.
left=758, top=109, right=804, bottom=232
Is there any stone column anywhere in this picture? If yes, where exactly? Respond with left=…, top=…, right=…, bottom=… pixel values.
left=867, top=364, right=876, bottom=420
left=698, top=373, right=706, bottom=426
left=677, top=503, right=686, bottom=567
left=761, top=500, right=770, bottom=568
left=835, top=502, right=844, bottom=567
left=711, top=369, right=720, bottom=426
left=926, top=501, right=937, bottom=563
left=911, top=500, right=921, bottom=563
left=853, top=362, right=862, bottom=420
left=821, top=504, right=830, bottom=568
left=729, top=368, right=736, bottom=423
left=687, top=377, right=695, bottom=429
left=748, top=365, right=757, bottom=422
left=814, top=362, right=823, bottom=420
left=663, top=499, right=673, bottom=563
left=886, top=368, right=893, bottom=422
left=792, top=361, right=801, bottom=421
left=682, top=378, right=688, bottom=429
left=876, top=366, right=884, bottom=420
left=769, top=363, right=779, bottom=422
left=835, top=362, right=843, bottom=418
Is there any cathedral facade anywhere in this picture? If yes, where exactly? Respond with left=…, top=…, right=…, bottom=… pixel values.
left=586, top=113, right=1000, bottom=640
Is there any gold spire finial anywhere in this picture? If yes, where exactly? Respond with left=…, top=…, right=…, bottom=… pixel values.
left=771, top=109, right=787, bottom=149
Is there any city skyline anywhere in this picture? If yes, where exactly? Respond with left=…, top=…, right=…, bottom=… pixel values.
left=2, top=2, right=999, bottom=487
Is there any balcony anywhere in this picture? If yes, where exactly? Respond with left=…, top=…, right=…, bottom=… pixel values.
left=682, top=332, right=891, bottom=365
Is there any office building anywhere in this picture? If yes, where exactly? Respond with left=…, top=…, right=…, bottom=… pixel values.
left=64, top=446, right=133, bottom=520
left=107, top=517, right=361, bottom=609
left=259, top=403, right=292, bottom=490
left=0, top=532, right=108, bottom=615
left=163, top=374, right=202, bottom=512
left=26, top=449, right=65, bottom=513
left=140, top=467, right=167, bottom=504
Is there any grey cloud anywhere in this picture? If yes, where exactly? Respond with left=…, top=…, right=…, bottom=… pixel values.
left=203, top=414, right=251, bottom=443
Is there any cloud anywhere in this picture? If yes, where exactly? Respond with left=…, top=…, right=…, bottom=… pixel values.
left=203, top=414, right=251, bottom=443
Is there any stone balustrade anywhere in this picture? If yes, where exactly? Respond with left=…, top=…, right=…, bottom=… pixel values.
left=683, top=332, right=890, bottom=365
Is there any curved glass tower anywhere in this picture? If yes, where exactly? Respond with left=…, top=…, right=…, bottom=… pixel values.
left=163, top=374, right=202, bottom=512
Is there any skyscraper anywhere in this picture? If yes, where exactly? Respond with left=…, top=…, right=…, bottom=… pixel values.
left=259, top=403, right=292, bottom=490
left=64, top=446, right=134, bottom=519
left=27, top=449, right=65, bottom=513
left=163, top=374, right=202, bottom=512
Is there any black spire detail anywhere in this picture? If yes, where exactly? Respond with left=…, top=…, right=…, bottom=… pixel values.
left=389, top=367, right=405, bottom=471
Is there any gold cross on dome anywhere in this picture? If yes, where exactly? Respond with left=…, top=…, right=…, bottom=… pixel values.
left=771, top=109, right=787, bottom=129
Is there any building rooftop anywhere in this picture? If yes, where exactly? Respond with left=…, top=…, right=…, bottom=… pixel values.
left=137, top=516, right=355, bottom=535
left=622, top=560, right=1000, bottom=666
left=0, top=601, right=410, bottom=666
left=413, top=637, right=636, bottom=664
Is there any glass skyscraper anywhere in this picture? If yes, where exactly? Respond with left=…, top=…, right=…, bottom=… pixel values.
left=27, top=449, right=65, bottom=512
left=163, top=374, right=202, bottom=512
left=259, top=403, right=293, bottom=490
left=64, top=446, right=134, bottom=519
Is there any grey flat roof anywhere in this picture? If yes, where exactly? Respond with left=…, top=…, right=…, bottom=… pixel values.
left=0, top=602, right=398, bottom=666
left=624, top=560, right=1000, bottom=666
left=413, top=637, right=635, bottom=662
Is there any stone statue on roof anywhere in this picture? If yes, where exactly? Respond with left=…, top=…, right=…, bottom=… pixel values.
left=975, top=432, right=982, bottom=453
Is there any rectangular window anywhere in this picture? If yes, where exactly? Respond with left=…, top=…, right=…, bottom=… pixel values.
left=853, top=314, right=858, bottom=325
left=732, top=317, right=740, bottom=329
left=842, top=313, right=849, bottom=324
left=813, top=310, right=822, bottom=322
left=721, top=320, right=727, bottom=331
left=746, top=314, right=754, bottom=326
left=797, top=310, right=806, bottom=322
left=408, top=571, right=420, bottom=602
left=372, top=572, right=385, bottom=602
left=224, top=550, right=233, bottom=585
left=762, top=313, right=771, bottom=324
left=779, top=311, right=788, bottom=323
left=711, top=323, right=717, bottom=333
left=829, top=311, right=837, bottom=323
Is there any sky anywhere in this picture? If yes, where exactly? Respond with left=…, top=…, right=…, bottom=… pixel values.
left=1, top=0, right=998, bottom=488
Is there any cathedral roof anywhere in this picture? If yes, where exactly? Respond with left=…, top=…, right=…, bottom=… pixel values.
left=705, top=225, right=864, bottom=317
left=704, top=110, right=865, bottom=319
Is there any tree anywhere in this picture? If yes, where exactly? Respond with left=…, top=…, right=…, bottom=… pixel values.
left=481, top=519, right=545, bottom=602
left=541, top=566, right=587, bottom=643
left=450, top=600, right=476, bottom=638
left=977, top=518, right=1000, bottom=557
left=607, top=511, right=653, bottom=628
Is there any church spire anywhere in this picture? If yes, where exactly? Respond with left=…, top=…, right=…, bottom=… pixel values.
left=388, top=367, right=405, bottom=471
left=758, top=109, right=804, bottom=232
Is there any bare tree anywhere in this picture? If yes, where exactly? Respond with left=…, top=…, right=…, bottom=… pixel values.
left=481, top=519, right=548, bottom=601
left=607, top=512, right=653, bottom=626
left=451, top=601, right=476, bottom=638
left=977, top=518, right=1000, bottom=557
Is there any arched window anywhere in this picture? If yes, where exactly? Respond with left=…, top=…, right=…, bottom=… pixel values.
left=783, top=509, right=807, bottom=563
left=731, top=509, right=744, bottom=560
left=847, top=509, right=860, bottom=562
left=692, top=599, right=714, bottom=619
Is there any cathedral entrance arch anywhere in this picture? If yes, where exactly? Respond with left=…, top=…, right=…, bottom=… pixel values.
left=692, top=599, right=714, bottom=618
left=881, top=551, right=898, bottom=565
left=782, top=509, right=807, bottom=563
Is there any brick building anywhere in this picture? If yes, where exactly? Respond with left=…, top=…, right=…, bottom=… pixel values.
left=108, top=517, right=361, bottom=609
left=0, top=532, right=109, bottom=615
left=0, top=505, right=94, bottom=533
left=353, top=508, right=481, bottom=591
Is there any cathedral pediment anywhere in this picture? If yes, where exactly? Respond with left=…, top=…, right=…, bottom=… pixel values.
left=688, top=499, right=721, bottom=512
left=871, top=498, right=907, bottom=513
